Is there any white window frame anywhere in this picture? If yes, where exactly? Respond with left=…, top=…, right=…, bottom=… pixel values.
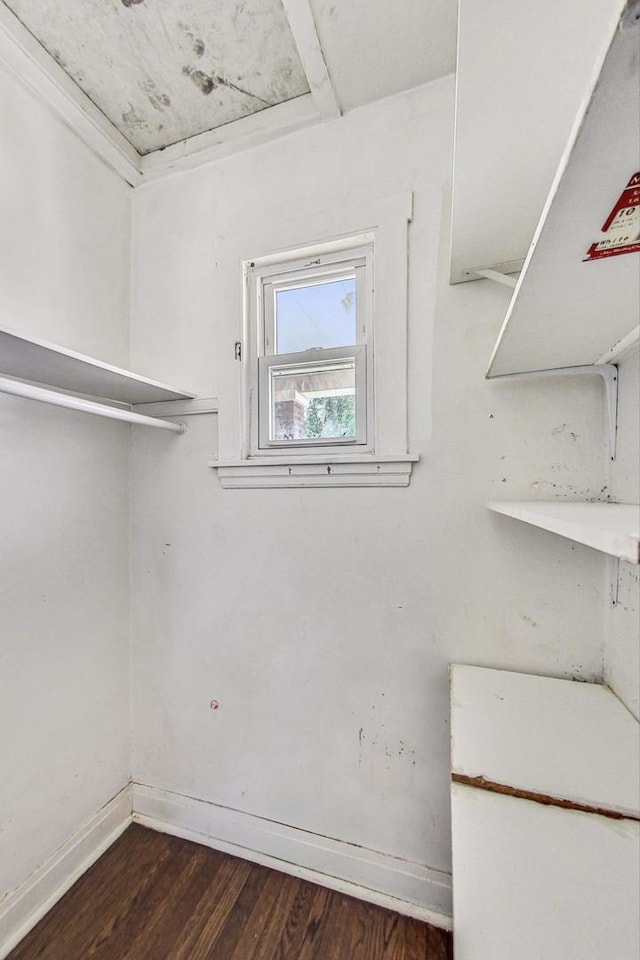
left=210, top=191, right=417, bottom=487
left=247, top=242, right=374, bottom=457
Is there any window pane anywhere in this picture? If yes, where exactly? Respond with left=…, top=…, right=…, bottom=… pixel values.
left=275, top=277, right=356, bottom=353
left=270, top=359, right=356, bottom=441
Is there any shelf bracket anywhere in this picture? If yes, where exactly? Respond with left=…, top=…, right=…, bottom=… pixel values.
left=473, top=269, right=518, bottom=289
left=490, top=364, right=619, bottom=460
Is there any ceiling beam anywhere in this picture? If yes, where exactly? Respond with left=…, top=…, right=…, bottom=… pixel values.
left=0, top=3, right=142, bottom=186
left=280, top=0, right=341, bottom=120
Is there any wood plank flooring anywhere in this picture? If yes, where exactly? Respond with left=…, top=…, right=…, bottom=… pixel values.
left=7, top=825, right=452, bottom=959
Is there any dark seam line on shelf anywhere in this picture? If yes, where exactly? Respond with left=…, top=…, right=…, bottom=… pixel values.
left=451, top=773, right=640, bottom=823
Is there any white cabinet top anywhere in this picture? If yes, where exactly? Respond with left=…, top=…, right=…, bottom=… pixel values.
left=0, top=324, right=195, bottom=405
left=486, top=2, right=640, bottom=376
left=450, top=665, right=640, bottom=818
left=488, top=501, right=640, bottom=564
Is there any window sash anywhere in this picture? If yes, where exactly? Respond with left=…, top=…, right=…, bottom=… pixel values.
left=262, top=258, right=367, bottom=357
left=258, top=345, right=367, bottom=449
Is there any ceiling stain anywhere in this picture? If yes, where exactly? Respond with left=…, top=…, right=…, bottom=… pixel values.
left=3, top=0, right=310, bottom=153
left=148, top=92, right=171, bottom=110
left=182, top=65, right=271, bottom=105
left=141, top=78, right=171, bottom=111
left=213, top=74, right=271, bottom=105
left=177, top=22, right=206, bottom=58
left=184, top=67, right=215, bottom=96
left=121, top=103, right=147, bottom=129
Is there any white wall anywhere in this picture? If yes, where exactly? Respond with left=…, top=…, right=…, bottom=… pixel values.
left=605, top=350, right=640, bottom=719
left=129, top=77, right=610, bottom=916
left=0, top=62, right=131, bottom=906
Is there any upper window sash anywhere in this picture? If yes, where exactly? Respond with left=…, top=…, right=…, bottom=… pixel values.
left=258, top=254, right=369, bottom=358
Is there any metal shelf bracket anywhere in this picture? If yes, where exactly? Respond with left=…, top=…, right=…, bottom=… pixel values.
left=473, top=269, right=518, bottom=289
left=489, top=364, right=619, bottom=460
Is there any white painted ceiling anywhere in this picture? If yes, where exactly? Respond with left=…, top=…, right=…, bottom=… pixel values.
left=309, top=0, right=458, bottom=111
left=1, top=0, right=457, bottom=157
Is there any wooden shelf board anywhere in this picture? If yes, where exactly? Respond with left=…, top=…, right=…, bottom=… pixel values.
left=450, top=665, right=640, bottom=819
left=488, top=500, right=640, bottom=564
left=487, top=3, right=640, bottom=375
left=0, top=325, right=195, bottom=405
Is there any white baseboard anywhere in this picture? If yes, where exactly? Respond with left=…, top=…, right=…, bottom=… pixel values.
left=0, top=785, right=132, bottom=960
left=0, top=780, right=452, bottom=957
left=132, top=782, right=452, bottom=929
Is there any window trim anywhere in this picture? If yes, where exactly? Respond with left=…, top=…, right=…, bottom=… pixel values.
left=209, top=191, right=417, bottom=488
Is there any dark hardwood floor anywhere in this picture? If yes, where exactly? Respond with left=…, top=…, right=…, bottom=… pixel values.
left=8, top=824, right=452, bottom=959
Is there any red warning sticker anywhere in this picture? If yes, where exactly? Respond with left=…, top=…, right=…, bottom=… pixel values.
left=584, top=172, right=640, bottom=261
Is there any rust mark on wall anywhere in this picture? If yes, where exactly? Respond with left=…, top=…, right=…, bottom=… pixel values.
left=452, top=773, right=640, bottom=822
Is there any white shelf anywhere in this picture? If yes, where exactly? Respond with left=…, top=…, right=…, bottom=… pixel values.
left=450, top=665, right=640, bottom=819
left=0, top=324, right=195, bottom=405
left=489, top=501, right=640, bottom=564
left=487, top=2, right=640, bottom=375
left=449, top=0, right=625, bottom=285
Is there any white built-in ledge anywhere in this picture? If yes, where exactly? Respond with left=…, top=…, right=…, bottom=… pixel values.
left=489, top=501, right=640, bottom=564
left=0, top=324, right=194, bottom=405
left=450, top=665, right=639, bottom=821
left=210, top=454, right=418, bottom=489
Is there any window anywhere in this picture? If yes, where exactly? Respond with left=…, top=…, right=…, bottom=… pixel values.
left=212, top=192, right=416, bottom=487
left=248, top=243, right=373, bottom=454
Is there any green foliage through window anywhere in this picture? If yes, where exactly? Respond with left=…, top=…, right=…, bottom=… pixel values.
left=305, top=396, right=356, bottom=438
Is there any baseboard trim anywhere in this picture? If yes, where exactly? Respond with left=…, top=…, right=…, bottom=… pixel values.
left=132, top=782, right=452, bottom=929
left=0, top=785, right=133, bottom=960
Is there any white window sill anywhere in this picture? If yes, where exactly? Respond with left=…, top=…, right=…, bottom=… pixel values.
left=208, top=453, right=418, bottom=489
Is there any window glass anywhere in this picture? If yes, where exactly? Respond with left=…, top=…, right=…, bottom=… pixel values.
left=270, top=358, right=356, bottom=441
left=275, top=277, right=356, bottom=353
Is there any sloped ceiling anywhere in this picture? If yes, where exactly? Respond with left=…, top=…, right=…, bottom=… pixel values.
left=0, top=0, right=457, bottom=175
left=309, top=0, right=458, bottom=111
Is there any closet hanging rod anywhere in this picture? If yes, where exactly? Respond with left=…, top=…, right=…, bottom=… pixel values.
left=0, top=376, right=186, bottom=433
